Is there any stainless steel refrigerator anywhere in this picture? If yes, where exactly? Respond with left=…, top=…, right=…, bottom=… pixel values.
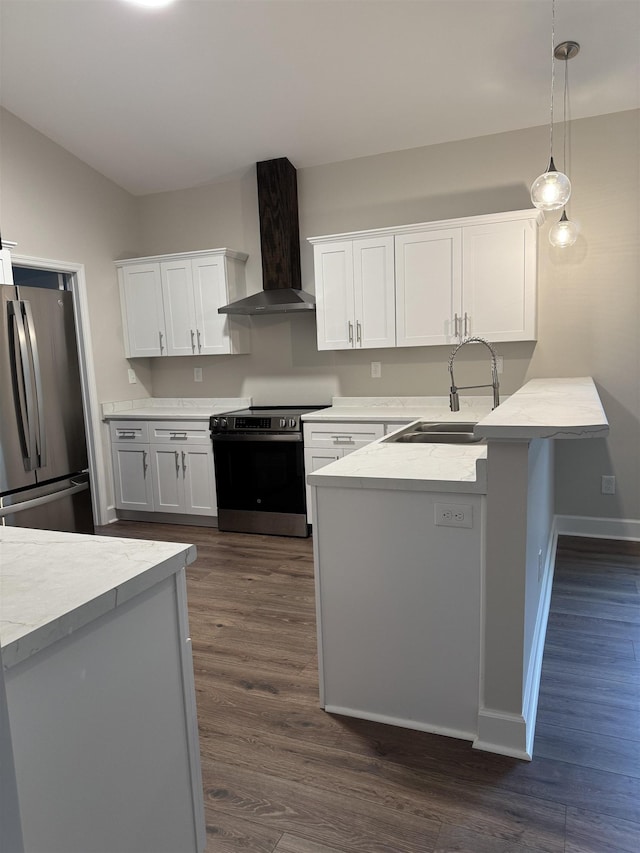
left=1, top=282, right=94, bottom=532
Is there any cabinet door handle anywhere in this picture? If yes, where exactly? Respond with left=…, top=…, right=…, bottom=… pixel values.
left=453, top=313, right=460, bottom=339
left=196, top=329, right=202, bottom=352
left=143, top=450, right=148, bottom=473
left=182, top=450, right=187, bottom=473
left=190, top=329, right=196, bottom=352
left=356, top=321, right=362, bottom=344
left=348, top=321, right=353, bottom=343
left=464, top=312, right=470, bottom=338
left=159, top=331, right=164, bottom=353
left=175, top=450, right=180, bottom=473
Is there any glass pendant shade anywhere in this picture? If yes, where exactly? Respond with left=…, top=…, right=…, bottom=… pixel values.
left=549, top=210, right=578, bottom=247
left=531, top=157, right=572, bottom=211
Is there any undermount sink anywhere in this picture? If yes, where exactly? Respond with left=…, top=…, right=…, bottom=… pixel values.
left=384, top=422, right=484, bottom=445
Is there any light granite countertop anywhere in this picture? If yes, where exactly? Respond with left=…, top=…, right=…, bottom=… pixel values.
left=0, top=527, right=196, bottom=668
left=101, top=396, right=251, bottom=420
left=307, top=378, right=608, bottom=493
left=302, top=396, right=495, bottom=423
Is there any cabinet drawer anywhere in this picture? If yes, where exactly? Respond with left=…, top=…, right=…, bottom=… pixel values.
left=303, top=422, right=384, bottom=451
left=109, top=421, right=150, bottom=443
left=149, top=421, right=211, bottom=444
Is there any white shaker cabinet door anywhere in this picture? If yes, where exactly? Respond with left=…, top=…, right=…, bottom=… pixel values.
left=314, top=242, right=355, bottom=350
left=462, top=218, right=537, bottom=342
left=111, top=444, right=154, bottom=512
left=120, top=264, right=166, bottom=357
left=182, top=444, right=217, bottom=516
left=395, top=228, right=462, bottom=347
left=192, top=255, right=232, bottom=355
left=161, top=259, right=198, bottom=356
left=151, top=446, right=183, bottom=512
left=353, top=236, right=396, bottom=349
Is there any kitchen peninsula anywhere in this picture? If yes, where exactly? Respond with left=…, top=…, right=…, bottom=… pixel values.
left=0, top=527, right=205, bottom=853
left=306, top=377, right=608, bottom=760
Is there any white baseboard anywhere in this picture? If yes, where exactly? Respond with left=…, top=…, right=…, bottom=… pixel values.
left=556, top=514, right=640, bottom=542
left=324, top=705, right=475, bottom=745
left=473, top=709, right=532, bottom=760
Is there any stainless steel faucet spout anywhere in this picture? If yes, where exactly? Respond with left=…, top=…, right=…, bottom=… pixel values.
left=447, top=336, right=500, bottom=412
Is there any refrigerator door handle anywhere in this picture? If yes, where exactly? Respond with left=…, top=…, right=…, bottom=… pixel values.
left=22, top=300, right=46, bottom=468
left=8, top=300, right=38, bottom=470
left=0, top=480, right=89, bottom=519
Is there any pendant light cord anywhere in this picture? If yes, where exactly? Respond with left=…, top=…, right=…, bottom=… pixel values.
left=548, top=0, right=556, bottom=164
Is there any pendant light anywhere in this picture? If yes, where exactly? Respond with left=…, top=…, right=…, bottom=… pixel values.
left=549, top=39, right=580, bottom=247
left=530, top=0, right=572, bottom=211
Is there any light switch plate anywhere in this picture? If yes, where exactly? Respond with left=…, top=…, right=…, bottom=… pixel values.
left=194, top=367, right=203, bottom=382
left=127, top=368, right=137, bottom=384
left=371, top=361, right=382, bottom=378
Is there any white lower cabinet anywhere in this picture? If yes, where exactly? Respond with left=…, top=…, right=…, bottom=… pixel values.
left=109, top=419, right=216, bottom=519
left=111, top=443, right=154, bottom=512
left=303, top=421, right=386, bottom=520
left=150, top=443, right=216, bottom=516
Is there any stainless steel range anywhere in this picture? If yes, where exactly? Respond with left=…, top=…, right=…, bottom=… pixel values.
left=210, top=405, right=327, bottom=537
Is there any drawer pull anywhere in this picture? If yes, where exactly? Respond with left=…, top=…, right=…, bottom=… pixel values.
left=170, top=432, right=188, bottom=440
left=117, top=431, right=137, bottom=439
left=331, top=435, right=354, bottom=444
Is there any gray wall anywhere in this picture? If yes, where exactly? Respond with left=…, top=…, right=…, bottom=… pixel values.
left=2, top=107, right=638, bottom=522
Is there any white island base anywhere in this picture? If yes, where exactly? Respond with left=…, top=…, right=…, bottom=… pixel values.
left=309, top=378, right=609, bottom=760
left=314, top=486, right=484, bottom=741
left=1, top=528, right=205, bottom=853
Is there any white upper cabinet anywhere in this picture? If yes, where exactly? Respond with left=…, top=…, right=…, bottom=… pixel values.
left=461, top=217, right=538, bottom=342
left=120, top=263, right=167, bottom=357
left=309, top=209, right=542, bottom=351
left=313, top=235, right=395, bottom=350
left=117, top=249, right=250, bottom=358
left=395, top=228, right=461, bottom=347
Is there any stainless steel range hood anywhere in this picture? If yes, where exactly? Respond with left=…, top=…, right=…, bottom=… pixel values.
left=219, top=157, right=315, bottom=315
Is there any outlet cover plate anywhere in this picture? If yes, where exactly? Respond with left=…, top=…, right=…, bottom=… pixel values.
left=435, top=503, right=473, bottom=528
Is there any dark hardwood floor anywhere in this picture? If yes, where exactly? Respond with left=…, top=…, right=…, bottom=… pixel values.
left=98, top=522, right=640, bottom=852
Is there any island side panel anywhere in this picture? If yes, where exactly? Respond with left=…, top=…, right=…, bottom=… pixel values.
left=477, top=438, right=555, bottom=760
left=5, top=572, right=203, bottom=853
left=313, top=485, right=483, bottom=740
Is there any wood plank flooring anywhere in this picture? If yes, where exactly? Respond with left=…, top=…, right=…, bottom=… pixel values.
left=97, top=523, right=640, bottom=852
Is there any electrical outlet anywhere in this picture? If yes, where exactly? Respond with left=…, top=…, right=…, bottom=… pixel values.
left=194, top=367, right=203, bottom=382
left=371, top=361, right=382, bottom=379
left=601, top=475, right=616, bottom=495
left=435, top=503, right=473, bottom=528
left=127, top=368, right=137, bottom=384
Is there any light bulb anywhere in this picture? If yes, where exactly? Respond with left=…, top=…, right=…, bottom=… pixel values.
left=531, top=160, right=572, bottom=211
left=549, top=211, right=578, bottom=247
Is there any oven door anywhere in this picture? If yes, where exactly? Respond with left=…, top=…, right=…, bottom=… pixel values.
left=212, top=434, right=308, bottom=537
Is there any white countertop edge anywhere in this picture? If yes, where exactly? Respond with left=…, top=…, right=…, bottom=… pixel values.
left=309, top=474, right=487, bottom=494
left=102, top=396, right=251, bottom=420
left=1, top=535, right=197, bottom=669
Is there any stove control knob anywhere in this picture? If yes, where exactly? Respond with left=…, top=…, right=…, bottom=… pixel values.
left=288, top=418, right=297, bottom=428
left=212, top=417, right=219, bottom=429
left=220, top=418, right=228, bottom=429
left=279, top=418, right=287, bottom=428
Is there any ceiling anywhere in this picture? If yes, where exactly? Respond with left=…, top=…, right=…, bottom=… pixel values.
left=1, top=0, right=638, bottom=196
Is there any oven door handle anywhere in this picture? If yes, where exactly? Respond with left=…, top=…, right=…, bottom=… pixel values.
left=211, top=433, right=303, bottom=443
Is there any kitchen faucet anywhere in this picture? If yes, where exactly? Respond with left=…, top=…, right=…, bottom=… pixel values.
left=448, top=336, right=500, bottom=411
